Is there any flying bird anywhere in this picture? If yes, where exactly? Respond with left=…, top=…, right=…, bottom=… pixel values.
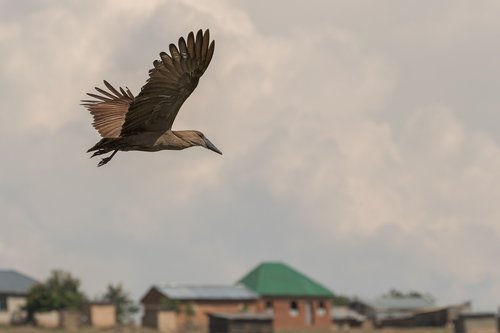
left=82, top=29, right=221, bottom=167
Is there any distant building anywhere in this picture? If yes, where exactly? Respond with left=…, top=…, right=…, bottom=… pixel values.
left=83, top=302, right=116, bottom=328
left=350, top=296, right=470, bottom=327
left=141, top=284, right=259, bottom=332
left=331, top=306, right=366, bottom=329
left=238, top=262, right=333, bottom=330
left=0, top=269, right=38, bottom=325
left=454, top=312, right=498, bottom=333
left=208, top=312, right=273, bottom=333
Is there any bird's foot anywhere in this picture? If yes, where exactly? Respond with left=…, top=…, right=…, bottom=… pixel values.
left=97, top=156, right=112, bottom=167
left=96, top=150, right=118, bottom=167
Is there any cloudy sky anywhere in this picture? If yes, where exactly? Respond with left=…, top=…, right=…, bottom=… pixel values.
left=1, top=0, right=500, bottom=310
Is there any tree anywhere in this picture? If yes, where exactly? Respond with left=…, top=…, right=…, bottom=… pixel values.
left=101, top=283, right=139, bottom=324
left=25, top=270, right=86, bottom=316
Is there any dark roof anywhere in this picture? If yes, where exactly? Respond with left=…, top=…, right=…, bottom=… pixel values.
left=238, top=262, right=333, bottom=297
left=208, top=312, right=274, bottom=321
left=459, top=312, right=496, bottom=319
left=0, top=269, right=38, bottom=295
left=156, top=284, right=259, bottom=301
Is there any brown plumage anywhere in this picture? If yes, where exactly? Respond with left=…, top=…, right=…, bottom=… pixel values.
left=82, top=29, right=221, bottom=167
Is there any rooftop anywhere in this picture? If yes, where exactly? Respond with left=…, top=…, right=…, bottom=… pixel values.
left=0, top=269, right=38, bottom=295
left=238, top=262, right=333, bottom=298
left=369, top=296, right=435, bottom=310
left=208, top=312, right=274, bottom=321
left=332, top=306, right=366, bottom=322
left=156, top=284, right=259, bottom=301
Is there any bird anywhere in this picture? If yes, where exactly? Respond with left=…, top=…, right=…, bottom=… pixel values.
left=82, top=29, right=221, bottom=167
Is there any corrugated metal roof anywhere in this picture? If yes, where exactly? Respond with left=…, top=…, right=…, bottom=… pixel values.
left=157, top=284, right=259, bottom=300
left=0, top=269, right=38, bottom=294
left=369, top=296, right=435, bottom=310
left=238, top=262, right=333, bottom=297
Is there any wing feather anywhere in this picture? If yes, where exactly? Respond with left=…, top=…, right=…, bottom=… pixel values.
left=120, top=29, right=215, bottom=136
left=81, top=81, right=134, bottom=138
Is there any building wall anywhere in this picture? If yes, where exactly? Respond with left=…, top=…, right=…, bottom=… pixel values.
left=87, top=304, right=116, bottom=328
left=141, top=289, right=258, bottom=331
left=158, top=311, right=177, bottom=332
left=176, top=300, right=258, bottom=329
left=142, top=308, right=159, bottom=329
left=256, top=297, right=331, bottom=330
left=209, top=316, right=273, bottom=333
left=0, top=295, right=27, bottom=325
left=455, top=316, right=498, bottom=333
left=34, top=311, right=60, bottom=328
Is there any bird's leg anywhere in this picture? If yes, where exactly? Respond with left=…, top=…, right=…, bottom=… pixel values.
left=91, top=149, right=108, bottom=158
left=97, top=150, right=118, bottom=167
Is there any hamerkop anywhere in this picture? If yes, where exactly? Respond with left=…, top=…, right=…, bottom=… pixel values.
left=82, top=29, right=221, bottom=167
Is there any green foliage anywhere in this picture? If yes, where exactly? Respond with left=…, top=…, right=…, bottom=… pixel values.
left=25, top=270, right=86, bottom=314
left=101, top=283, right=139, bottom=324
left=160, top=298, right=181, bottom=313
left=184, top=301, right=195, bottom=317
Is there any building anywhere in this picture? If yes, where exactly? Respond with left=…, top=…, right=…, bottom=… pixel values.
left=208, top=312, right=273, bottom=333
left=454, top=312, right=498, bottom=333
left=83, top=302, right=116, bottom=328
left=141, top=284, right=259, bottom=332
left=331, top=306, right=366, bottom=329
left=350, top=296, right=470, bottom=328
left=350, top=295, right=435, bottom=326
left=238, top=262, right=333, bottom=330
left=0, top=269, right=38, bottom=325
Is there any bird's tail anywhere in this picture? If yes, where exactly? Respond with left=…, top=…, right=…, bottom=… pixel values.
left=87, top=138, right=125, bottom=157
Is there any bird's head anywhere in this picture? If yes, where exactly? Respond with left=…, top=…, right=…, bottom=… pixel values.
left=186, top=130, right=222, bottom=155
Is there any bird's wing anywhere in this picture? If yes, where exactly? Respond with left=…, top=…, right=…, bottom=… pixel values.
left=82, top=81, right=134, bottom=138
left=120, top=29, right=215, bottom=137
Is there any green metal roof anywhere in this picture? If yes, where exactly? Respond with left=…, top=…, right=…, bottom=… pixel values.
left=238, top=262, right=333, bottom=298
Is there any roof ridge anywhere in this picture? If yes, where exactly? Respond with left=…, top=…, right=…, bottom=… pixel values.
left=239, top=262, right=333, bottom=297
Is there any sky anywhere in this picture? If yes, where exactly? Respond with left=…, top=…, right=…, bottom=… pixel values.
left=1, top=0, right=500, bottom=311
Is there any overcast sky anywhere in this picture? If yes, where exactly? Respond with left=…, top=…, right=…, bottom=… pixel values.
left=1, top=0, right=500, bottom=311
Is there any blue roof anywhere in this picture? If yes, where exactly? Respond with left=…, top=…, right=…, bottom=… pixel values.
left=157, top=284, right=259, bottom=301
left=0, top=270, right=38, bottom=294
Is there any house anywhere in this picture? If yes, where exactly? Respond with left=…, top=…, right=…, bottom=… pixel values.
left=350, top=296, right=470, bottom=327
left=350, top=295, right=436, bottom=326
left=141, top=284, right=259, bottom=332
left=238, top=262, right=333, bottom=330
left=331, top=306, right=366, bottom=329
left=83, top=302, right=116, bottom=328
left=454, top=312, right=498, bottom=333
left=0, top=269, right=38, bottom=325
left=208, top=312, right=273, bottom=333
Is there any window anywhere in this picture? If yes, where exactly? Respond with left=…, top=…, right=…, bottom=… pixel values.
left=265, top=300, right=274, bottom=313
left=289, top=300, right=299, bottom=316
left=317, top=300, right=326, bottom=316
left=0, top=296, right=7, bottom=311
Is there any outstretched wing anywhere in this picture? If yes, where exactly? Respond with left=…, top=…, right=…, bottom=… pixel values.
left=82, top=81, right=134, bottom=138
left=120, top=29, right=215, bottom=137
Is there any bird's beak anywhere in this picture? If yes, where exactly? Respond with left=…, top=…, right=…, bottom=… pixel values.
left=204, top=137, right=222, bottom=155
